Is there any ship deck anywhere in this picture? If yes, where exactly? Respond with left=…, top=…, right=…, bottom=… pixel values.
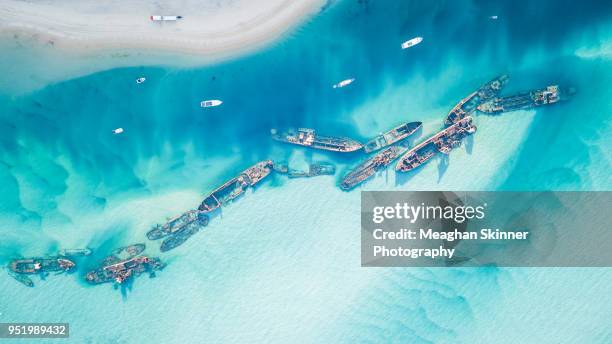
left=397, top=117, right=474, bottom=170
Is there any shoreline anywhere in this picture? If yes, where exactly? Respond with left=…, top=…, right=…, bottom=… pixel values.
left=0, top=0, right=326, bottom=56
left=0, top=0, right=327, bottom=93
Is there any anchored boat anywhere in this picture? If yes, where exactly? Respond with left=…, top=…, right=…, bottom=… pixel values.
left=363, top=121, right=422, bottom=153
left=271, top=128, right=362, bottom=152
left=201, top=99, right=223, bottom=108
left=401, top=37, right=423, bottom=49
left=333, top=78, right=355, bottom=89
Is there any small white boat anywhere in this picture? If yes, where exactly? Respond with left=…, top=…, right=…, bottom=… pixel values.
left=113, top=128, right=124, bottom=134
left=150, top=15, right=183, bottom=21
left=201, top=100, right=223, bottom=108
left=333, top=78, right=355, bottom=89
left=489, top=15, right=498, bottom=20
left=136, top=77, right=146, bottom=84
left=401, top=36, right=423, bottom=49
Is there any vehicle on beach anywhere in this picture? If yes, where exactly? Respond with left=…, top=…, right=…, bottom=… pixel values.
left=201, top=99, right=223, bottom=108
left=136, top=77, right=146, bottom=84
left=401, top=37, right=423, bottom=49
left=333, top=78, right=355, bottom=89
left=150, top=15, right=183, bottom=21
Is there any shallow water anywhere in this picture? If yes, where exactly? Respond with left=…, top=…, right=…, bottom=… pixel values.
left=0, top=0, right=611, bottom=342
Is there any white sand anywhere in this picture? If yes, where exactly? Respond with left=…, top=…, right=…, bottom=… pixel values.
left=0, top=0, right=325, bottom=56
left=0, top=0, right=327, bottom=93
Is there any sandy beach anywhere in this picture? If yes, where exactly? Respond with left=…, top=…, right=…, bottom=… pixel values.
left=0, top=0, right=325, bottom=56
left=0, top=0, right=326, bottom=93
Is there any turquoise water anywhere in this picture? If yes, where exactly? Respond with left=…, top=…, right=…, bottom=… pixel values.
left=0, top=0, right=611, bottom=342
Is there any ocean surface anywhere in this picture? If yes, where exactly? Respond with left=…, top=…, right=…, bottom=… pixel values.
left=0, top=0, right=611, bottom=343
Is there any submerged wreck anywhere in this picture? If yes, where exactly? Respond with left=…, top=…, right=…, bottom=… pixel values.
left=8, top=256, right=76, bottom=287
left=198, top=160, right=273, bottom=212
left=274, top=162, right=336, bottom=178
left=86, top=244, right=165, bottom=285
left=147, top=210, right=209, bottom=252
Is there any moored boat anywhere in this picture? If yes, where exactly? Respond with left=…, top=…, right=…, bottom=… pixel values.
left=201, top=99, right=223, bottom=108
left=401, top=37, right=423, bottom=49
left=333, top=78, right=355, bottom=88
